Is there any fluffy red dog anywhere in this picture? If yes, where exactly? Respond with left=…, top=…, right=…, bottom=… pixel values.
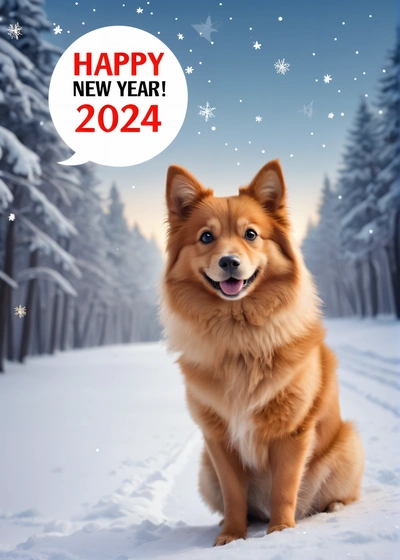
left=161, top=160, right=364, bottom=546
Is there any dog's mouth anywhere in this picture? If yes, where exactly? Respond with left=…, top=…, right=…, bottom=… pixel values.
left=202, top=270, right=258, bottom=297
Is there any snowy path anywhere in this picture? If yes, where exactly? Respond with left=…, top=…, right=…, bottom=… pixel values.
left=0, top=319, right=399, bottom=559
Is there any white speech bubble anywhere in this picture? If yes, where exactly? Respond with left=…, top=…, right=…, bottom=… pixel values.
left=49, top=26, right=188, bottom=167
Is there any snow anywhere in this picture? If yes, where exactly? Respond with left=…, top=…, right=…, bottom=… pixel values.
left=0, top=270, right=18, bottom=289
left=0, top=126, right=41, bottom=183
left=0, top=319, right=399, bottom=559
left=16, top=267, right=77, bottom=297
left=18, top=216, right=80, bottom=275
left=0, top=177, right=13, bottom=209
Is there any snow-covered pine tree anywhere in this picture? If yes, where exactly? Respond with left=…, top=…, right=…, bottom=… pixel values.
left=336, top=99, right=380, bottom=316
left=0, top=0, right=84, bottom=369
left=302, top=177, right=354, bottom=317
left=364, top=26, right=400, bottom=317
left=129, top=226, right=163, bottom=341
left=102, top=184, right=162, bottom=344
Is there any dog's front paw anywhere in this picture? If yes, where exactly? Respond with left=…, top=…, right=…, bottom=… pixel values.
left=267, top=522, right=295, bottom=535
left=214, top=530, right=246, bottom=546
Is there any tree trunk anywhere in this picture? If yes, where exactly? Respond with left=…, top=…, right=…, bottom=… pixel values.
left=99, top=305, right=107, bottom=346
left=355, top=262, right=366, bottom=317
left=60, top=294, right=70, bottom=351
left=390, top=209, right=400, bottom=319
left=35, top=286, right=44, bottom=354
left=368, top=258, right=379, bottom=317
left=50, top=287, right=60, bottom=354
left=0, top=220, right=15, bottom=373
left=19, top=250, right=39, bottom=363
left=7, top=297, right=14, bottom=361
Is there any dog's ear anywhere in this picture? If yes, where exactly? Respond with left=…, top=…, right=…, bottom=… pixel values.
left=240, top=159, right=287, bottom=214
left=166, top=165, right=212, bottom=218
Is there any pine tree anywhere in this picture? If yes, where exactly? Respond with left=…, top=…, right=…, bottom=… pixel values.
left=302, top=177, right=354, bottom=317
left=368, top=26, right=400, bottom=317
left=335, top=99, right=381, bottom=316
left=0, top=0, right=84, bottom=369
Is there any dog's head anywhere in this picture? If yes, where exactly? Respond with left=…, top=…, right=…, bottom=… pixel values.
left=164, top=160, right=300, bottom=317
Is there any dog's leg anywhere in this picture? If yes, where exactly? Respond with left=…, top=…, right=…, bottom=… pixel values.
left=205, top=437, right=248, bottom=546
left=267, top=430, right=313, bottom=534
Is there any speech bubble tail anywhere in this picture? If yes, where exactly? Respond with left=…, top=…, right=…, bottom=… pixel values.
left=58, top=153, right=89, bottom=166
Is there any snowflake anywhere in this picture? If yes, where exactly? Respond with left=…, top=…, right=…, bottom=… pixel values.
left=8, top=213, right=15, bottom=221
left=53, top=24, right=62, bottom=35
left=192, top=15, right=218, bottom=42
left=185, top=66, right=194, bottom=75
left=198, top=101, right=215, bottom=122
left=7, top=22, right=22, bottom=40
left=15, top=305, right=26, bottom=319
left=328, top=112, right=334, bottom=119
left=253, top=41, right=261, bottom=50
left=255, top=116, right=262, bottom=122
left=300, top=101, right=313, bottom=118
left=177, top=33, right=184, bottom=40
left=136, top=7, right=143, bottom=14
left=274, top=58, right=290, bottom=75
left=323, top=74, right=332, bottom=83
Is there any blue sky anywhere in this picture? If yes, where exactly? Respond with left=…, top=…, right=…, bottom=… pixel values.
left=44, top=0, right=398, bottom=248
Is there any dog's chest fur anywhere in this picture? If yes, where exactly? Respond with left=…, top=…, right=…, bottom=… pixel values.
left=161, top=271, right=321, bottom=469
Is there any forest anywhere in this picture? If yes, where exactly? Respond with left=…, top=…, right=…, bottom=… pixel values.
left=0, top=0, right=163, bottom=372
left=0, top=1, right=399, bottom=375
left=302, top=28, right=400, bottom=319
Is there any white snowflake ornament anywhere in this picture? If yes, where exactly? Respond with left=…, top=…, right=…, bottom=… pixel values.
left=274, top=58, right=290, bottom=75
left=15, top=305, right=26, bottom=318
left=198, top=102, right=215, bottom=122
left=8, top=22, right=22, bottom=40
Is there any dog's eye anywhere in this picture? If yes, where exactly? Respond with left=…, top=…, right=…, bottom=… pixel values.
left=200, top=231, right=214, bottom=244
left=244, top=229, right=257, bottom=241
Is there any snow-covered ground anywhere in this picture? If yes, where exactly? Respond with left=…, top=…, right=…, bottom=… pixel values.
left=0, top=319, right=399, bottom=560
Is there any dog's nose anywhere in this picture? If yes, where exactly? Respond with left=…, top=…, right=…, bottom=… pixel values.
left=218, top=255, right=241, bottom=274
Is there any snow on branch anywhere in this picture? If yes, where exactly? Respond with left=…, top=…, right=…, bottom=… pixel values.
left=75, top=258, right=113, bottom=284
left=0, top=270, right=18, bottom=289
left=19, top=215, right=81, bottom=278
left=17, top=267, right=77, bottom=296
left=0, top=170, right=77, bottom=237
left=0, top=126, right=41, bottom=182
left=28, top=183, right=77, bottom=236
left=0, top=37, right=34, bottom=72
left=0, top=177, right=13, bottom=209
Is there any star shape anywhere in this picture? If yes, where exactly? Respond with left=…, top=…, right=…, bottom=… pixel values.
left=53, top=24, right=62, bottom=35
left=328, top=112, right=334, bottom=119
left=253, top=41, right=261, bottom=50
left=136, top=7, right=143, bottom=14
left=324, top=74, right=332, bottom=83
left=177, top=33, right=184, bottom=40
left=185, top=66, right=194, bottom=74
left=8, top=213, right=15, bottom=221
left=192, top=15, right=218, bottom=42
left=255, top=116, right=262, bottom=122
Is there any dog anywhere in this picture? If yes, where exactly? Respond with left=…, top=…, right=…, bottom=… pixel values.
left=160, top=160, right=364, bottom=546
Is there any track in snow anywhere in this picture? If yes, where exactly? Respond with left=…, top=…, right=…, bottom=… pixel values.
left=0, top=321, right=399, bottom=560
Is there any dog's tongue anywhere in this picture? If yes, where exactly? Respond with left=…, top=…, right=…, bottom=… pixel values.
left=220, top=278, right=244, bottom=296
